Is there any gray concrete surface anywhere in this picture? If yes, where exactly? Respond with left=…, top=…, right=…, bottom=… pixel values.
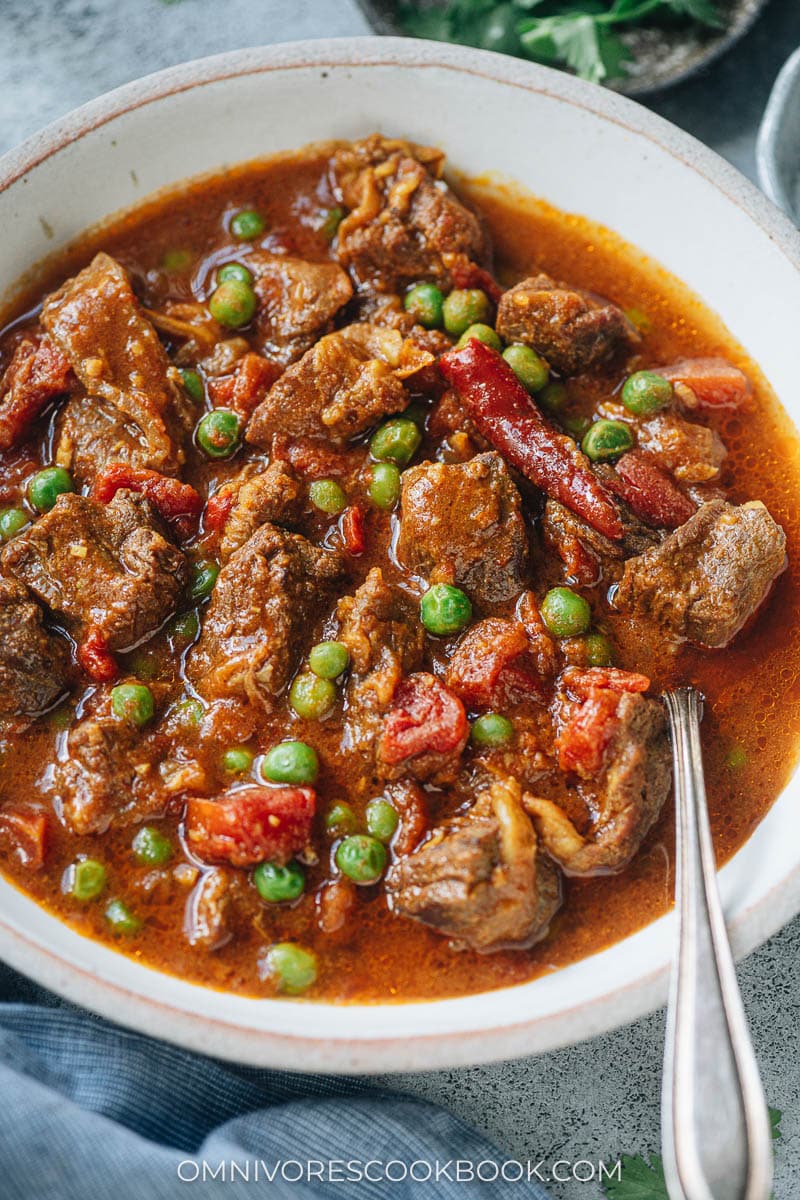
left=1, top=0, right=799, bottom=1194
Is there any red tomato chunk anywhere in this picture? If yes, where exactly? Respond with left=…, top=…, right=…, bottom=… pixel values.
left=380, top=673, right=468, bottom=765
left=185, top=786, right=316, bottom=868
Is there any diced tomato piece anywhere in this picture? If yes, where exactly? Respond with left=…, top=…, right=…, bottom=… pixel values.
left=562, top=666, right=651, bottom=699
left=380, top=673, right=468, bottom=765
left=209, top=353, right=281, bottom=421
left=77, top=628, right=119, bottom=683
left=446, top=618, right=549, bottom=708
left=272, top=433, right=360, bottom=480
left=0, top=805, right=48, bottom=869
left=91, top=463, right=203, bottom=539
left=0, top=336, right=73, bottom=453
left=203, top=489, right=236, bottom=535
left=611, top=450, right=696, bottom=529
left=185, top=786, right=316, bottom=868
left=558, top=689, right=622, bottom=777
left=340, top=505, right=366, bottom=556
left=658, top=357, right=750, bottom=409
left=444, top=254, right=503, bottom=305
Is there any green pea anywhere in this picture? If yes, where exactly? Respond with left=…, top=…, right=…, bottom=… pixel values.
left=0, top=508, right=28, bottom=540
left=189, top=558, right=219, bottom=600
left=368, top=462, right=401, bottom=510
left=196, top=409, right=241, bottom=459
left=326, top=802, right=357, bottom=836
left=105, top=899, right=142, bottom=936
left=581, top=419, right=634, bottom=462
left=320, top=206, right=346, bottom=241
left=47, top=704, right=72, bottom=732
left=222, top=747, right=254, bottom=775
left=541, top=587, right=591, bottom=638
left=727, top=745, right=748, bottom=769
left=289, top=672, right=337, bottom=721
left=168, top=610, right=200, bottom=643
left=71, top=858, right=107, bottom=902
left=471, top=713, right=514, bottom=748
left=262, top=942, right=317, bottom=995
left=443, top=288, right=492, bottom=337
left=209, top=279, right=257, bottom=329
left=261, top=740, right=319, bottom=785
left=179, top=368, right=204, bottom=402
left=538, top=381, right=567, bottom=414
left=404, top=282, right=445, bottom=329
left=621, top=370, right=673, bottom=416
left=584, top=632, right=614, bottom=667
left=335, top=834, right=387, bottom=885
left=111, top=682, right=155, bottom=728
left=365, top=799, right=399, bottom=842
left=162, top=248, right=191, bottom=272
left=503, top=344, right=549, bottom=394
left=132, top=826, right=173, bottom=866
left=369, top=418, right=422, bottom=467
left=230, top=209, right=265, bottom=240
left=309, top=479, right=347, bottom=515
left=308, top=641, right=350, bottom=680
left=28, top=467, right=73, bottom=513
left=253, top=861, right=305, bottom=903
left=217, top=261, right=253, bottom=285
left=562, top=412, right=590, bottom=438
left=457, top=322, right=503, bottom=352
left=173, top=697, right=204, bottom=729
left=420, top=583, right=472, bottom=636
left=126, top=648, right=161, bottom=682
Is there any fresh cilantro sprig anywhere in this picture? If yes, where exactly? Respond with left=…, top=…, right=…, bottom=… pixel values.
left=399, top=0, right=725, bottom=85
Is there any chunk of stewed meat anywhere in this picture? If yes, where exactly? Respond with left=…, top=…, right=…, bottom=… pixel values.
left=185, top=786, right=316, bottom=868
left=331, top=134, right=489, bottom=293
left=0, top=334, right=73, bottom=452
left=337, top=568, right=424, bottom=754
left=527, top=670, right=670, bottom=874
left=217, top=460, right=305, bottom=560
left=496, top=274, right=639, bottom=376
left=387, top=775, right=561, bottom=952
left=379, top=673, right=468, bottom=783
left=52, top=689, right=169, bottom=835
left=396, top=452, right=529, bottom=607
left=185, top=868, right=233, bottom=951
left=616, top=500, right=787, bottom=649
left=246, top=322, right=432, bottom=447
left=42, top=253, right=191, bottom=481
left=0, top=804, right=49, bottom=870
left=188, top=523, right=344, bottom=710
left=542, top=498, right=660, bottom=587
left=2, top=491, right=187, bottom=651
left=251, top=252, right=353, bottom=365
left=634, top=410, right=726, bottom=484
left=0, top=578, right=70, bottom=716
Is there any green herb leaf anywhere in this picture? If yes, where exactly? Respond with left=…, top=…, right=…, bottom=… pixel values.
left=398, top=6, right=456, bottom=40
left=520, top=12, right=631, bottom=83
left=603, top=1153, right=668, bottom=1199
left=661, top=0, right=725, bottom=28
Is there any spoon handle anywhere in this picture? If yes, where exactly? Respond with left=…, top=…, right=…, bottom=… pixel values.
left=661, top=687, right=773, bottom=1200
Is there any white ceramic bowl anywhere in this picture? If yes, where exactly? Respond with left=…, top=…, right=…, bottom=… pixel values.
left=2, top=38, right=800, bottom=1073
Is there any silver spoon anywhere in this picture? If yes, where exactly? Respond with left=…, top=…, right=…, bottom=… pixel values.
left=661, top=687, right=773, bottom=1200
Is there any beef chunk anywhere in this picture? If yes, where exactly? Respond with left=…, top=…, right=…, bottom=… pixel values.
left=331, top=134, right=489, bottom=293
left=395, top=452, right=529, bottom=606
left=337, top=568, right=424, bottom=754
left=185, top=868, right=232, bottom=950
left=0, top=579, right=70, bottom=716
left=542, top=498, right=660, bottom=587
left=526, top=668, right=670, bottom=874
left=251, top=252, right=353, bottom=365
left=41, top=253, right=190, bottom=481
left=52, top=688, right=168, bottom=835
left=616, top=499, right=787, bottom=648
left=387, top=775, right=561, bottom=952
left=2, top=491, right=187, bottom=650
left=218, top=460, right=304, bottom=561
left=635, top=410, right=726, bottom=484
left=496, top=274, right=639, bottom=376
left=188, top=523, right=344, bottom=710
left=246, top=323, right=432, bottom=447
left=379, top=673, right=468, bottom=783
left=0, top=334, right=73, bottom=452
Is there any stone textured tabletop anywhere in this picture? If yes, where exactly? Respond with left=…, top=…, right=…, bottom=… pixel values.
left=2, top=1, right=799, bottom=1195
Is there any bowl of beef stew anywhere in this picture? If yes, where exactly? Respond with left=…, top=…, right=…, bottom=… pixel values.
left=1, top=39, right=800, bottom=1071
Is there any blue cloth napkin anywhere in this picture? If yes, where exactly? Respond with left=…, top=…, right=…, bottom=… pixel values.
left=0, top=963, right=549, bottom=1199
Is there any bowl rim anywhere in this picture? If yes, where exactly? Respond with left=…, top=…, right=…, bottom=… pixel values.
left=2, top=35, right=800, bottom=1072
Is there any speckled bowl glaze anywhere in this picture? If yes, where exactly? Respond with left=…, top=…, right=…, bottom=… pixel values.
left=1, top=38, right=799, bottom=1072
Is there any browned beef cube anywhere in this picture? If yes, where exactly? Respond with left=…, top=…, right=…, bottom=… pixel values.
left=616, top=499, right=786, bottom=648
left=331, top=135, right=489, bottom=293
left=387, top=775, right=561, bottom=952
left=188, top=523, right=344, bottom=711
left=0, top=578, right=70, bottom=716
left=246, top=323, right=432, bottom=447
left=42, top=252, right=191, bottom=482
left=2, top=491, right=187, bottom=650
left=251, top=253, right=353, bottom=365
left=218, top=460, right=305, bottom=561
left=496, top=273, right=639, bottom=376
left=395, top=452, right=529, bottom=607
